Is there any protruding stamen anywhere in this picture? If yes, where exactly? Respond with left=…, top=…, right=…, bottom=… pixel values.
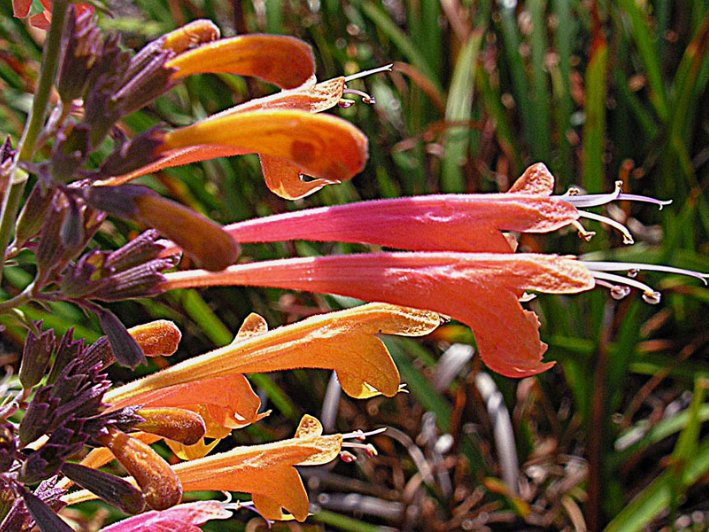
left=582, top=261, right=709, bottom=285
left=342, top=441, right=378, bottom=456
left=616, top=194, right=672, bottom=210
left=340, top=451, right=357, bottom=462
left=571, top=220, right=596, bottom=241
left=577, top=211, right=634, bottom=244
left=343, top=88, right=375, bottom=104
left=588, top=271, right=661, bottom=304
left=558, top=180, right=673, bottom=210
left=219, top=492, right=241, bottom=511
left=340, top=427, right=387, bottom=440
left=338, top=99, right=355, bottom=108
left=344, top=64, right=393, bottom=83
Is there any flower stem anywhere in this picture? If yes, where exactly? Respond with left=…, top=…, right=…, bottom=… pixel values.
left=0, top=0, right=70, bottom=287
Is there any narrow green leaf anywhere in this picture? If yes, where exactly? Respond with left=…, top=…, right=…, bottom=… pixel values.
left=442, top=29, right=484, bottom=192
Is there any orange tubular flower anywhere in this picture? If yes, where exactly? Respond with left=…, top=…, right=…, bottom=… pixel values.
left=65, top=415, right=363, bottom=522
left=66, top=304, right=440, bottom=480
left=106, top=303, right=442, bottom=404
left=101, top=35, right=374, bottom=199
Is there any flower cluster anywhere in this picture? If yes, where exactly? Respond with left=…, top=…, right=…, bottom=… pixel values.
left=2, top=3, right=707, bottom=532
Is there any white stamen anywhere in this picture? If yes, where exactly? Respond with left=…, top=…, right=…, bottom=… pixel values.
left=581, top=261, right=709, bottom=285
left=571, top=220, right=596, bottom=241
left=577, top=210, right=634, bottom=244
left=616, top=194, right=672, bottom=210
left=343, top=88, right=376, bottom=104
left=344, top=64, right=393, bottom=82
left=218, top=492, right=241, bottom=511
left=341, top=427, right=387, bottom=440
left=589, top=271, right=661, bottom=304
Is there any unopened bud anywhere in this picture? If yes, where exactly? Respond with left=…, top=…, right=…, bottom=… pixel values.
left=162, top=20, right=220, bottom=54
left=133, top=408, right=206, bottom=445
left=15, top=184, right=55, bottom=246
left=135, top=194, right=239, bottom=271
left=128, top=320, right=182, bottom=357
left=99, top=429, right=182, bottom=511
left=62, top=462, right=146, bottom=514
left=19, top=324, right=55, bottom=390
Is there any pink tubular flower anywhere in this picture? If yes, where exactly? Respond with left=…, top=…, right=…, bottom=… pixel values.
left=97, top=500, right=232, bottom=532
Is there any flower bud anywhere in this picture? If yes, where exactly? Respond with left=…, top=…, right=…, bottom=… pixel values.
left=61, top=462, right=146, bottom=515
left=0, top=422, right=16, bottom=473
left=99, top=430, right=182, bottom=511
left=127, top=320, right=182, bottom=357
left=56, top=7, right=102, bottom=103
left=19, top=324, right=55, bottom=390
left=133, top=408, right=206, bottom=446
left=15, top=184, right=55, bottom=246
left=94, top=306, right=146, bottom=369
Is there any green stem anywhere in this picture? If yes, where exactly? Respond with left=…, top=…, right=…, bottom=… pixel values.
left=17, top=0, right=70, bottom=163
left=0, top=0, right=70, bottom=287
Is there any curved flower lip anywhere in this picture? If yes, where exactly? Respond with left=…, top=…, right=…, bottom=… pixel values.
left=105, top=303, right=441, bottom=403
left=161, top=252, right=596, bottom=378
left=107, top=373, right=264, bottom=434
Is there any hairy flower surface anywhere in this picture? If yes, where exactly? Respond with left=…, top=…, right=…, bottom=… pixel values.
left=66, top=416, right=364, bottom=522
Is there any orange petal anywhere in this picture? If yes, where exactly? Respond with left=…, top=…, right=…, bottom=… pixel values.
left=261, top=154, right=341, bottom=200
left=99, top=146, right=251, bottom=186
left=108, top=373, right=263, bottom=431
left=215, top=76, right=346, bottom=117
left=161, top=110, right=368, bottom=184
left=167, top=34, right=315, bottom=89
left=105, top=304, right=441, bottom=402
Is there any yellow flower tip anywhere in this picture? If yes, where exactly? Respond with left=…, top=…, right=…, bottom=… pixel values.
left=167, top=34, right=315, bottom=90
left=294, top=414, right=323, bottom=438
left=99, top=430, right=182, bottom=511
left=134, top=407, right=207, bottom=446
left=128, top=320, right=182, bottom=357
left=231, top=313, right=268, bottom=344
left=166, top=437, right=221, bottom=461
left=135, top=195, right=239, bottom=272
left=162, top=20, right=221, bottom=54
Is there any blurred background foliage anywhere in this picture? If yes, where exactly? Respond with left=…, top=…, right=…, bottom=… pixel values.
left=1, top=0, right=709, bottom=531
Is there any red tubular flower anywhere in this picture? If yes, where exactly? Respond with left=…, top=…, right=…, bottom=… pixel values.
left=161, top=253, right=596, bottom=378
